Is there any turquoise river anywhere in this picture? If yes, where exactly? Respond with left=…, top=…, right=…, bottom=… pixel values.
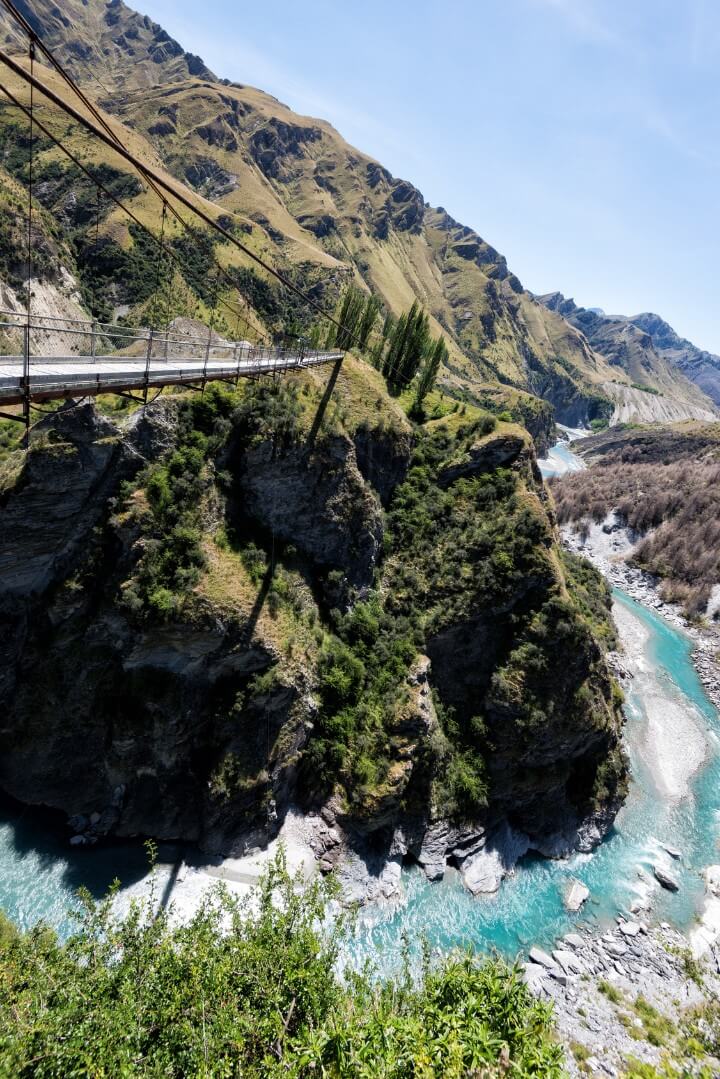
left=1, top=438, right=718, bottom=965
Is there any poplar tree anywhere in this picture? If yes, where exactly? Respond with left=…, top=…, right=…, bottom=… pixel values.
left=382, top=309, right=410, bottom=386
left=414, top=335, right=448, bottom=411
left=335, top=286, right=366, bottom=350
left=358, top=294, right=381, bottom=350
left=398, top=305, right=430, bottom=385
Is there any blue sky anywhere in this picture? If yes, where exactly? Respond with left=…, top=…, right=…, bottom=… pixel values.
left=139, top=0, right=720, bottom=352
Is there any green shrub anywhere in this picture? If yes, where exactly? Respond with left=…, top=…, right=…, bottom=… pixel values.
left=444, top=750, right=489, bottom=817
left=0, top=855, right=564, bottom=1077
left=598, top=979, right=622, bottom=1004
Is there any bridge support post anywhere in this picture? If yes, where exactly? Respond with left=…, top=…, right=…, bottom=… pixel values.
left=202, top=329, right=211, bottom=394
left=22, top=322, right=30, bottom=438
left=143, top=327, right=154, bottom=405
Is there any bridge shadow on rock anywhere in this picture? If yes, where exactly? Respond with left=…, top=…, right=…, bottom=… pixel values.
left=242, top=560, right=276, bottom=646
left=305, top=356, right=344, bottom=450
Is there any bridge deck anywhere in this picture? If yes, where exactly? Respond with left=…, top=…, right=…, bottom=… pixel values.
left=0, top=350, right=343, bottom=407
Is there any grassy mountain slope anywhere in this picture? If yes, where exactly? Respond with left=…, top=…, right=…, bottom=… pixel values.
left=0, top=0, right=629, bottom=426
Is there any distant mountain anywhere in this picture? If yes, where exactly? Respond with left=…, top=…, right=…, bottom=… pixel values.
left=629, top=312, right=720, bottom=408
left=1, top=0, right=715, bottom=430
left=537, top=293, right=718, bottom=423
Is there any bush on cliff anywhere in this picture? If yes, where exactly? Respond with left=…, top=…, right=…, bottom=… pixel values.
left=0, top=855, right=564, bottom=1077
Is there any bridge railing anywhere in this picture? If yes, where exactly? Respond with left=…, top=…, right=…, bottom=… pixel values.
left=0, top=309, right=336, bottom=368
left=0, top=307, right=344, bottom=410
left=0, top=310, right=249, bottom=362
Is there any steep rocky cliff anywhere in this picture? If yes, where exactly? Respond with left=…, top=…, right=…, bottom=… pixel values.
left=0, top=360, right=626, bottom=880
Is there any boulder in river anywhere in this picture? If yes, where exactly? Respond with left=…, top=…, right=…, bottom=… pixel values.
left=564, top=932, right=585, bottom=950
left=654, top=864, right=680, bottom=891
left=460, top=822, right=529, bottom=895
left=564, top=878, right=590, bottom=911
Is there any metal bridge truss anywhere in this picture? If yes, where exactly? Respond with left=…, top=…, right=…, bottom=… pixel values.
left=0, top=310, right=343, bottom=423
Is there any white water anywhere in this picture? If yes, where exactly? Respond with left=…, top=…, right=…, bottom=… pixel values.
left=538, top=424, right=587, bottom=479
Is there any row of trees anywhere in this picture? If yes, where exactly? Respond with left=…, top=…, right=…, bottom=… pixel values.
left=319, top=285, right=449, bottom=412
left=382, top=301, right=449, bottom=405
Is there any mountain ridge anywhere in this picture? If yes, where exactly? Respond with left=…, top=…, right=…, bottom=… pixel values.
left=0, top=0, right=716, bottom=428
left=538, top=291, right=718, bottom=424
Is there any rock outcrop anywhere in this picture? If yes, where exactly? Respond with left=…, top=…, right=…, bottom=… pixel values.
left=0, top=391, right=625, bottom=886
left=235, top=435, right=383, bottom=599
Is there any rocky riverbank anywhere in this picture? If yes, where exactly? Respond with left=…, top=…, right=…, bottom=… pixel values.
left=562, top=514, right=720, bottom=715
left=530, top=514, right=720, bottom=1072
left=522, top=914, right=720, bottom=1076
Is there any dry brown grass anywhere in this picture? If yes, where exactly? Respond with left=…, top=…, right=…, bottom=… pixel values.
left=552, top=441, right=720, bottom=616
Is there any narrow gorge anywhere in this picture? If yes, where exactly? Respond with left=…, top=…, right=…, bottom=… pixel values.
left=1, top=1, right=720, bottom=1074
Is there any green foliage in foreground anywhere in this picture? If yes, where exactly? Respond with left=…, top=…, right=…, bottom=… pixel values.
left=0, top=856, right=564, bottom=1077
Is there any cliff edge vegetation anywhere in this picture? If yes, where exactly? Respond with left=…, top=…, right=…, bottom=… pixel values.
left=0, top=344, right=626, bottom=880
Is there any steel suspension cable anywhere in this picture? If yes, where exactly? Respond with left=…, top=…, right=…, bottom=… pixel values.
left=0, top=9, right=280, bottom=351
left=22, top=36, right=34, bottom=431
left=0, top=79, right=268, bottom=345
left=0, top=70, right=274, bottom=351
left=0, top=46, right=358, bottom=349
left=143, top=199, right=167, bottom=402
left=201, top=272, right=220, bottom=391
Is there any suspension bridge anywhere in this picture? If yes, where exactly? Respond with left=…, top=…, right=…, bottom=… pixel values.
left=0, top=0, right=354, bottom=433
left=0, top=310, right=343, bottom=414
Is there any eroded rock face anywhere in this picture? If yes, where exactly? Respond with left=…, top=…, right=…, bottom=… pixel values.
left=353, top=424, right=412, bottom=505
left=235, top=435, right=384, bottom=597
left=385, top=179, right=425, bottom=233
left=0, top=403, right=317, bottom=851
left=0, top=405, right=129, bottom=601
left=437, top=432, right=528, bottom=487
left=249, top=119, right=322, bottom=181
